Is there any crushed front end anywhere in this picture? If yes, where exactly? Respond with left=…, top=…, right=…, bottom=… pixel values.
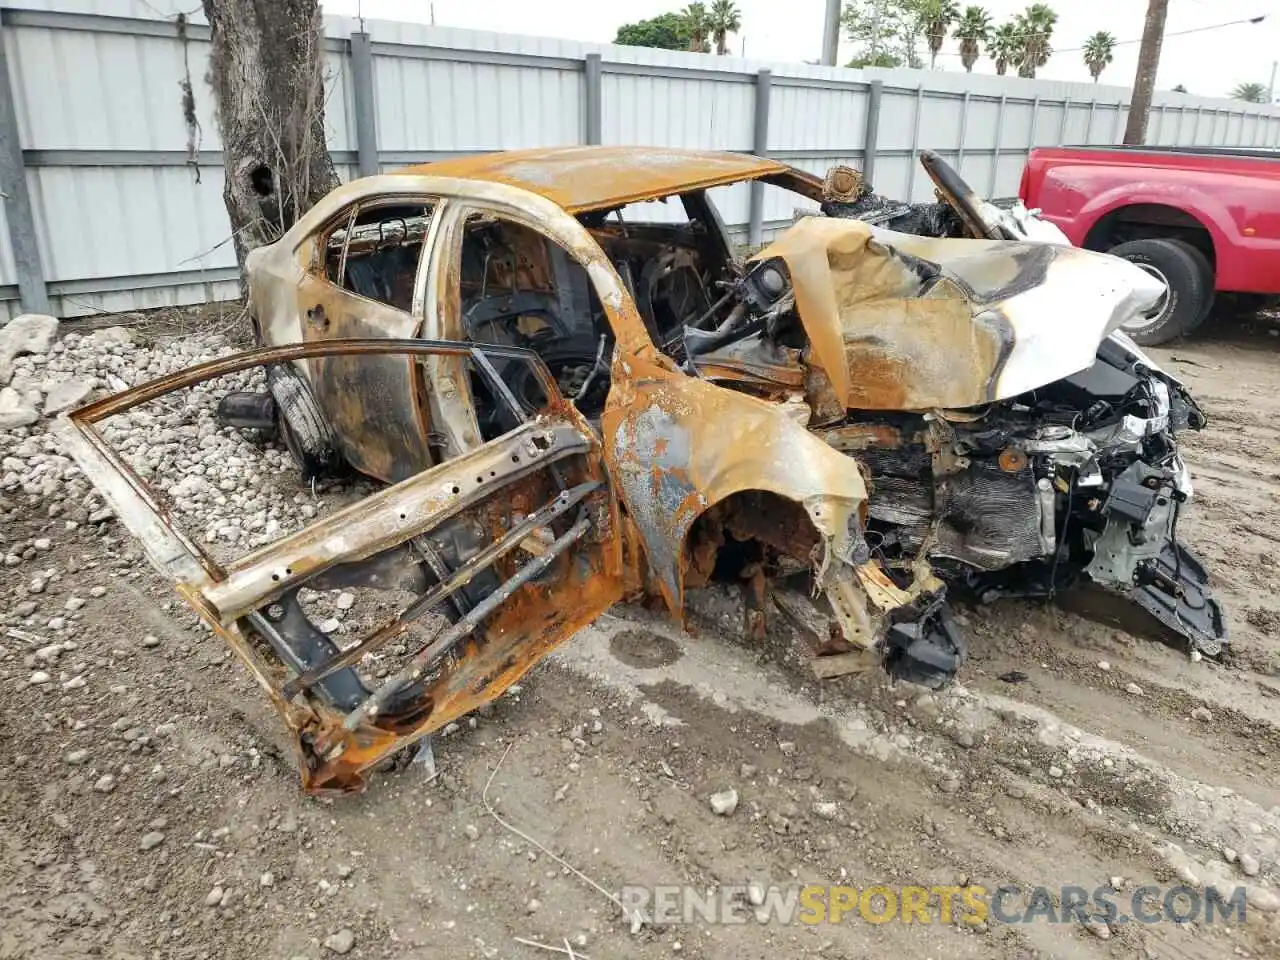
left=696, top=218, right=1226, bottom=662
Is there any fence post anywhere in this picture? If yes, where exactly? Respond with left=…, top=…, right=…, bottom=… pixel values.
left=1176, top=105, right=1185, bottom=145
left=747, top=68, right=771, bottom=249
left=1056, top=97, right=1070, bottom=145
left=350, top=32, right=379, bottom=177
left=956, top=91, right=970, bottom=171
left=1086, top=99, right=1096, bottom=142
left=988, top=94, right=1006, bottom=196
left=0, top=23, right=47, bottom=318
left=905, top=84, right=923, bottom=199
left=862, top=79, right=883, bottom=185
left=1111, top=102, right=1123, bottom=143
left=584, top=53, right=602, bottom=145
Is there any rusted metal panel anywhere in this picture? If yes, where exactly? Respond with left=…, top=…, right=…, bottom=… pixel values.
left=395, top=146, right=796, bottom=213
left=752, top=214, right=1163, bottom=411
left=55, top=339, right=624, bottom=794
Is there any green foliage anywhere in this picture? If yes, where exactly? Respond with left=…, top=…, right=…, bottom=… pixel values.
left=841, top=0, right=924, bottom=70
left=953, top=5, right=992, bottom=73
left=1082, top=30, right=1115, bottom=82
left=709, top=0, right=742, bottom=55
left=614, top=12, right=690, bottom=50
left=1230, top=82, right=1268, bottom=103
left=917, top=0, right=959, bottom=68
left=683, top=2, right=712, bottom=52
left=1014, top=3, right=1056, bottom=79
left=989, top=21, right=1020, bottom=76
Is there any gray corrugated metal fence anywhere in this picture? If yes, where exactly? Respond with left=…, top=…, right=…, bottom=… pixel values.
left=1, top=0, right=1278, bottom=321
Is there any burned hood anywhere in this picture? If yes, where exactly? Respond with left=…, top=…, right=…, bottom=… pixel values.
left=752, top=217, right=1164, bottom=410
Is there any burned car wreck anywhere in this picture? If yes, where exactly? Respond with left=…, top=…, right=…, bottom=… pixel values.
left=58, top=147, right=1225, bottom=793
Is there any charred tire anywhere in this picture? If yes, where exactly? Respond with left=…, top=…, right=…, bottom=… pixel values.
left=265, top=364, right=342, bottom=480
left=1107, top=238, right=1210, bottom=346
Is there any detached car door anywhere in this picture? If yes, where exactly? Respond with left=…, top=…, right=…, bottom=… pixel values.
left=55, top=340, right=625, bottom=794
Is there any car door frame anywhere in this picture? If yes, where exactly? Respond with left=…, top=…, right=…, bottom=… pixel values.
left=54, top=338, right=626, bottom=793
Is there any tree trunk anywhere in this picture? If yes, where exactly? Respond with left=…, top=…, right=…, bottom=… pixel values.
left=202, top=0, right=340, bottom=278
left=1124, top=0, right=1169, bottom=145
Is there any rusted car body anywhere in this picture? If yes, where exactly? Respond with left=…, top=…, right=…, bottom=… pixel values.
left=59, top=147, right=1226, bottom=792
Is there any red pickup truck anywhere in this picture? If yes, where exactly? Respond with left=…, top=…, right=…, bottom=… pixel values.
left=1020, top=145, right=1280, bottom=344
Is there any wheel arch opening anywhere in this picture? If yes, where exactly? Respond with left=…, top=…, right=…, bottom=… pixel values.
left=1084, top=202, right=1216, bottom=266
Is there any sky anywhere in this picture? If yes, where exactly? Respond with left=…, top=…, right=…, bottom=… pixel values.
left=323, top=0, right=1278, bottom=100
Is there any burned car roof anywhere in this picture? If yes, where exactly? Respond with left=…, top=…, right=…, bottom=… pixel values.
left=397, top=146, right=811, bottom=213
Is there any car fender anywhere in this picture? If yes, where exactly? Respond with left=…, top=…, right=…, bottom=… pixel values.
left=601, top=352, right=873, bottom=635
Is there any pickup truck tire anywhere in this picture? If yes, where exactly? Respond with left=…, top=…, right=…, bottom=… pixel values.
left=1107, top=238, right=1210, bottom=345
left=1165, top=239, right=1216, bottom=333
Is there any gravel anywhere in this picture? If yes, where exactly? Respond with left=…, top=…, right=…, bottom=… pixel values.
left=0, top=321, right=338, bottom=566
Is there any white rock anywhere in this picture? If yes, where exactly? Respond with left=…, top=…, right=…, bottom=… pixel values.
left=335, top=591, right=356, bottom=610
left=1125, top=682, right=1144, bottom=696
left=43, top=378, right=95, bottom=415
left=28, top=670, right=51, bottom=685
left=709, top=788, right=739, bottom=816
left=323, top=929, right=355, bottom=955
left=1248, top=885, right=1280, bottom=912
left=1083, top=920, right=1111, bottom=940
left=1239, top=853, right=1260, bottom=877
left=204, top=885, right=224, bottom=907
left=0, top=386, right=39, bottom=429
left=811, top=801, right=839, bottom=820
left=0, top=314, right=59, bottom=362
left=88, top=326, right=135, bottom=345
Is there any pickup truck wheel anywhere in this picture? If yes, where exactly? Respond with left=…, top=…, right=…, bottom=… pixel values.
left=1165, top=239, right=1216, bottom=333
left=1107, top=238, right=1209, bottom=346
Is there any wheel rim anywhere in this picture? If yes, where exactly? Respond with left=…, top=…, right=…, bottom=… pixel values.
left=1124, top=263, right=1172, bottom=332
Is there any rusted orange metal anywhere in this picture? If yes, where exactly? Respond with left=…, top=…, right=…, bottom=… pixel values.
left=398, top=146, right=819, bottom=214
left=55, top=340, right=625, bottom=794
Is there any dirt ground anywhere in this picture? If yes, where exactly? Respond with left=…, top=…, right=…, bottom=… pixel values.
left=2, top=313, right=1280, bottom=960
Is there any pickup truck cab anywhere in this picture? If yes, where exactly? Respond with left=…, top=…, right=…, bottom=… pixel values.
left=1020, top=145, right=1280, bottom=344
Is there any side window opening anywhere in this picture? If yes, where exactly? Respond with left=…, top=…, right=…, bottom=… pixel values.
left=577, top=191, right=733, bottom=359
left=325, top=202, right=435, bottom=312
left=458, top=213, right=610, bottom=439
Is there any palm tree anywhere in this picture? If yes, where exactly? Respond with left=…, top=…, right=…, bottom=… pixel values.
left=1230, top=82, right=1268, bottom=103
left=953, top=5, right=992, bottom=74
left=990, top=21, right=1020, bottom=76
left=1082, top=30, right=1115, bottom=83
left=682, top=2, right=711, bottom=53
left=1014, top=3, right=1057, bottom=79
left=917, top=0, right=960, bottom=70
left=708, top=0, right=741, bottom=56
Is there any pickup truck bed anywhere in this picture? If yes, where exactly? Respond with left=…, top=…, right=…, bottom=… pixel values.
left=1020, top=145, right=1280, bottom=344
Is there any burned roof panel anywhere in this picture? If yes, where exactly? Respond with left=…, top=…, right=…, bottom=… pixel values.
left=396, top=146, right=794, bottom=213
